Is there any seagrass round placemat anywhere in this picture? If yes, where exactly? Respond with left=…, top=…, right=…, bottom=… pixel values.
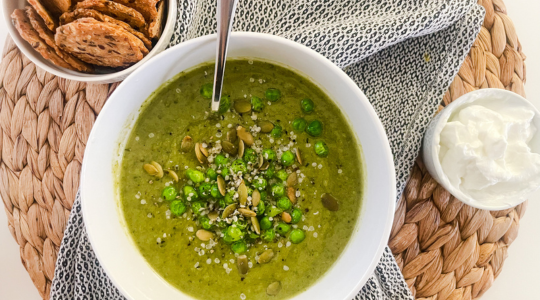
left=0, top=0, right=527, bottom=299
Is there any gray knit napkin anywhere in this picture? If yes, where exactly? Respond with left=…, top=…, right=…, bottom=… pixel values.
left=50, top=1, right=484, bottom=299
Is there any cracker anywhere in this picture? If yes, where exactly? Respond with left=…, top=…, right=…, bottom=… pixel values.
left=55, top=18, right=146, bottom=68
left=148, top=0, right=165, bottom=39
left=75, top=0, right=146, bottom=31
left=10, top=9, right=73, bottom=70
left=43, top=0, right=71, bottom=14
left=25, top=6, right=94, bottom=73
left=27, top=0, right=57, bottom=31
left=60, top=8, right=152, bottom=50
left=111, top=0, right=159, bottom=23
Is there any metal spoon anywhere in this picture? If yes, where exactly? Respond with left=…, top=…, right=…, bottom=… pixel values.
left=211, top=0, right=238, bottom=112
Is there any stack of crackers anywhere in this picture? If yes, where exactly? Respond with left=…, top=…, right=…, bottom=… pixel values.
left=11, top=0, right=166, bottom=73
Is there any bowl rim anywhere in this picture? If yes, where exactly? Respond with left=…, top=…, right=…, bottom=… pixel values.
left=81, top=32, right=397, bottom=300
left=425, top=88, right=540, bottom=210
left=1, top=0, right=178, bottom=83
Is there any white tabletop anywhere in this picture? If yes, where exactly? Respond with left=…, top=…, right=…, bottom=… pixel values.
left=0, top=1, right=539, bottom=299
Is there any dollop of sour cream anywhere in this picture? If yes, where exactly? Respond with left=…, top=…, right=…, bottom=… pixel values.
left=439, top=103, right=540, bottom=203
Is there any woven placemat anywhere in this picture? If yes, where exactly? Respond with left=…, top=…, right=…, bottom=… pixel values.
left=0, top=0, right=527, bottom=299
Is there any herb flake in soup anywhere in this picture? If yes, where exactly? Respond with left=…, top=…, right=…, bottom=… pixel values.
left=118, top=59, right=364, bottom=300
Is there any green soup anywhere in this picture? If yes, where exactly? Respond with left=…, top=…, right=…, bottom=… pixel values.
left=118, top=59, right=364, bottom=299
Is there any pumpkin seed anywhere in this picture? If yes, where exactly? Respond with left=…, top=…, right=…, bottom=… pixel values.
left=196, top=229, right=214, bottom=241
left=199, top=144, right=209, bottom=157
left=237, top=255, right=249, bottom=275
left=252, top=190, right=261, bottom=207
left=281, top=212, right=292, bottom=223
left=208, top=211, right=219, bottom=221
left=251, top=216, right=261, bottom=234
left=287, top=187, right=296, bottom=203
left=227, top=128, right=237, bottom=143
left=238, top=208, right=257, bottom=217
left=295, top=148, right=302, bottom=165
left=237, top=126, right=254, bottom=146
left=238, top=140, right=245, bottom=158
left=222, top=204, right=237, bottom=219
left=266, top=282, right=281, bottom=296
left=234, top=100, right=252, bottom=114
left=152, top=161, right=164, bottom=178
left=195, top=143, right=207, bottom=164
left=258, top=249, right=274, bottom=264
left=238, top=181, right=248, bottom=206
left=260, top=161, right=270, bottom=170
left=321, top=193, right=339, bottom=211
left=181, top=136, right=193, bottom=152
left=286, top=172, right=297, bottom=187
left=222, top=140, right=238, bottom=155
left=258, top=121, right=274, bottom=133
left=258, top=154, right=264, bottom=168
left=217, top=176, right=226, bottom=196
left=167, top=170, right=179, bottom=182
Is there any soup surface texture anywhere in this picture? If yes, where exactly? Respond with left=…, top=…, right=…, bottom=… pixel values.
left=118, top=60, right=364, bottom=300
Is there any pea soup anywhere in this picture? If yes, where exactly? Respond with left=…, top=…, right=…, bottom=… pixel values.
left=118, top=59, right=364, bottom=299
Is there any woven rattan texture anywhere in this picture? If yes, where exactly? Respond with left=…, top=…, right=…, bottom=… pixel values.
left=0, top=0, right=527, bottom=299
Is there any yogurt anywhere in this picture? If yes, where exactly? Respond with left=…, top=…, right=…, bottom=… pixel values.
left=439, top=101, right=540, bottom=204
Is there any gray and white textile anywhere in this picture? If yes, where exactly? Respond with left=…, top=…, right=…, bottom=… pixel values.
left=50, top=1, right=484, bottom=299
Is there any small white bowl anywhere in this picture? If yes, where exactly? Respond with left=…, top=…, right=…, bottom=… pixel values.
left=423, top=89, right=540, bottom=210
left=81, top=33, right=396, bottom=300
left=1, top=0, right=177, bottom=83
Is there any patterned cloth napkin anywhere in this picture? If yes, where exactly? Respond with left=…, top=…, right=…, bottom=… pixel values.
left=50, top=1, right=484, bottom=299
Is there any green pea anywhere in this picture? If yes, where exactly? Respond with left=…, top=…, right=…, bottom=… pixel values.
left=260, top=191, right=268, bottom=201
left=306, top=120, right=323, bottom=137
left=261, top=229, right=276, bottom=242
left=231, top=240, right=248, bottom=254
left=199, top=215, right=213, bottom=230
left=260, top=216, right=272, bottom=230
left=218, top=95, right=231, bottom=114
left=243, top=148, right=258, bottom=165
left=223, top=232, right=234, bottom=244
left=289, top=229, right=306, bottom=244
left=221, top=168, right=231, bottom=177
left=162, top=186, right=177, bottom=201
left=231, top=159, right=247, bottom=174
left=267, top=206, right=283, bottom=217
left=281, top=151, right=295, bottom=166
left=200, top=83, right=213, bottom=99
left=314, top=140, right=329, bottom=157
left=217, top=220, right=228, bottom=228
left=210, top=184, right=222, bottom=198
left=233, top=220, right=248, bottom=231
left=291, top=208, right=302, bottom=224
left=271, top=183, right=285, bottom=197
left=265, top=88, right=281, bottom=102
left=206, top=168, right=218, bottom=180
left=277, top=197, right=292, bottom=211
left=191, top=201, right=205, bottom=215
left=183, top=185, right=198, bottom=201
left=251, top=96, right=265, bottom=112
left=300, top=98, right=315, bottom=113
left=224, top=190, right=236, bottom=205
left=186, top=169, right=205, bottom=183
left=292, top=118, right=307, bottom=131
left=262, top=149, right=276, bottom=161
left=252, top=177, right=268, bottom=191
left=226, top=226, right=244, bottom=242
left=270, top=124, right=282, bottom=138
left=275, top=169, right=288, bottom=181
left=170, top=200, right=187, bottom=216
left=276, top=223, right=291, bottom=235
left=218, top=199, right=226, bottom=208
left=257, top=201, right=266, bottom=216
left=198, top=183, right=212, bottom=199
left=263, top=164, right=275, bottom=179
left=215, top=154, right=229, bottom=167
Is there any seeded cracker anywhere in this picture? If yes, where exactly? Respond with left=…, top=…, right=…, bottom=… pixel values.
left=27, top=0, right=57, bottom=31
left=43, top=0, right=71, bottom=14
left=60, top=8, right=152, bottom=50
left=75, top=0, right=146, bottom=31
left=55, top=18, right=146, bottom=68
left=148, top=0, right=165, bottom=39
left=10, top=9, right=73, bottom=70
left=112, top=0, right=159, bottom=23
left=25, top=6, right=94, bottom=73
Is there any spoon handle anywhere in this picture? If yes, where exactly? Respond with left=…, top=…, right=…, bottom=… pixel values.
left=211, top=0, right=238, bottom=112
